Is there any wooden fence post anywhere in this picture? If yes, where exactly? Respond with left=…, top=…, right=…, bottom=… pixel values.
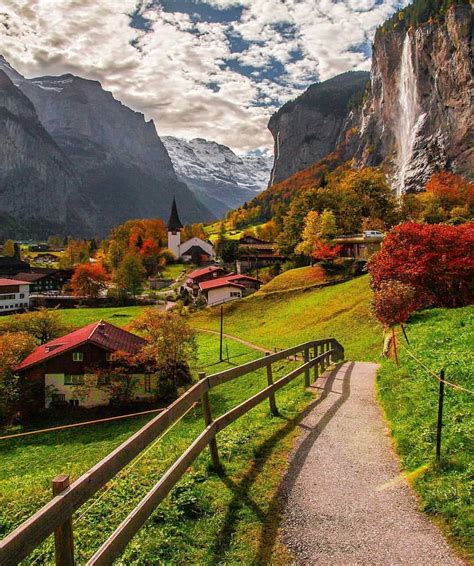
left=198, top=372, right=220, bottom=469
left=265, top=353, right=278, bottom=415
left=52, top=475, right=74, bottom=566
left=313, top=345, right=319, bottom=382
left=304, top=348, right=310, bottom=388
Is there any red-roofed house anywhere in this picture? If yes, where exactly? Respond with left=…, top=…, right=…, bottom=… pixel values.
left=198, top=279, right=245, bottom=306
left=184, top=265, right=230, bottom=295
left=16, top=321, right=152, bottom=411
left=223, top=274, right=261, bottom=291
left=0, top=278, right=31, bottom=314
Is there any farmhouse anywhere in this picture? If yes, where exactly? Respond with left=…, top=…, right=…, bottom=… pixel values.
left=236, top=235, right=286, bottom=273
left=199, top=278, right=244, bottom=306
left=184, top=265, right=230, bottom=295
left=12, top=269, right=71, bottom=294
left=16, top=321, right=152, bottom=411
left=167, top=198, right=215, bottom=262
left=0, top=278, right=31, bottom=313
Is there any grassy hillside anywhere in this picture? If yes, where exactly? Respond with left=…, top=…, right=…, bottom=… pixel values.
left=192, top=275, right=381, bottom=361
left=0, top=332, right=310, bottom=565
left=377, top=306, right=474, bottom=559
left=260, top=265, right=328, bottom=293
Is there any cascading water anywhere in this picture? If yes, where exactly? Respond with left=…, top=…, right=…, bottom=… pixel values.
left=396, top=34, right=423, bottom=197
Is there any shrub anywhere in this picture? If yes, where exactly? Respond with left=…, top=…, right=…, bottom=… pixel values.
left=368, top=222, right=474, bottom=309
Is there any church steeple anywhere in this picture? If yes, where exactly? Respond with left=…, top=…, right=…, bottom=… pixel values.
left=167, top=197, right=183, bottom=232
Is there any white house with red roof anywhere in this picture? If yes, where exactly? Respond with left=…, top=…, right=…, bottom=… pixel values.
left=16, top=321, right=151, bottom=411
left=198, top=278, right=244, bottom=306
left=0, top=278, right=31, bottom=314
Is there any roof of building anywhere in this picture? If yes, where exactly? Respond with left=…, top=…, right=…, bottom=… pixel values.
left=238, top=253, right=285, bottom=260
left=167, top=197, right=183, bottom=231
left=12, top=272, right=49, bottom=282
left=17, top=320, right=146, bottom=372
left=186, top=265, right=228, bottom=280
left=199, top=279, right=245, bottom=292
left=181, top=245, right=211, bottom=257
left=0, top=277, right=31, bottom=286
left=224, top=274, right=261, bottom=284
left=0, top=256, right=29, bottom=266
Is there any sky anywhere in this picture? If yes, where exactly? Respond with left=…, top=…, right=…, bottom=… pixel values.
left=0, top=0, right=406, bottom=154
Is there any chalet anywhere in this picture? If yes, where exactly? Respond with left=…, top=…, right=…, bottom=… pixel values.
left=0, top=278, right=31, bottom=313
left=13, top=269, right=72, bottom=294
left=0, top=256, right=30, bottom=277
left=237, top=235, right=286, bottom=273
left=184, top=265, right=230, bottom=295
left=167, top=198, right=215, bottom=263
left=16, top=321, right=151, bottom=411
left=223, top=274, right=261, bottom=291
left=198, top=279, right=244, bottom=306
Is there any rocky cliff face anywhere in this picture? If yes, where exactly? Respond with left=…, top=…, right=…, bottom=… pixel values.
left=355, top=3, right=473, bottom=194
left=0, top=70, right=95, bottom=239
left=0, top=57, right=213, bottom=237
left=268, top=71, right=369, bottom=185
left=162, top=137, right=272, bottom=218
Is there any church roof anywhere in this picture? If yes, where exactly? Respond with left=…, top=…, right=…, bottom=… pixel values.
left=167, top=197, right=183, bottom=231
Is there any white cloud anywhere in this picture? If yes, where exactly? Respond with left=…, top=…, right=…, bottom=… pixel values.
left=0, top=0, right=407, bottom=152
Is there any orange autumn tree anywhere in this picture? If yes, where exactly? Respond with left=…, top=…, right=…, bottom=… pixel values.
left=425, top=172, right=474, bottom=208
left=71, top=263, right=109, bottom=299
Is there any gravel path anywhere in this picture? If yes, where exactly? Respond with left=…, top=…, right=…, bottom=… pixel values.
left=280, top=361, right=463, bottom=565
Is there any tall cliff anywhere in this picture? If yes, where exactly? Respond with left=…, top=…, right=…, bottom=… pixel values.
left=0, top=57, right=213, bottom=237
left=162, top=137, right=272, bottom=218
left=268, top=71, right=369, bottom=185
left=355, top=2, right=472, bottom=194
left=0, top=70, right=95, bottom=239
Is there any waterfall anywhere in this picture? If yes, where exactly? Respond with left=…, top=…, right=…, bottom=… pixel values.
left=269, top=131, right=280, bottom=186
left=396, top=34, right=423, bottom=197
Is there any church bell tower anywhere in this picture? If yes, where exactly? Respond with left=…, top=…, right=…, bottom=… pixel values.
left=167, top=197, right=183, bottom=259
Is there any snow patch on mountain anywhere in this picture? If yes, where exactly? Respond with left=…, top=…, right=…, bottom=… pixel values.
left=162, top=136, right=272, bottom=218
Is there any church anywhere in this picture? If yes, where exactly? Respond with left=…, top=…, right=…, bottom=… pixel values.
left=167, top=198, right=215, bottom=263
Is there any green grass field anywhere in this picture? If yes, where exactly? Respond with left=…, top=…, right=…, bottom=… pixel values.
left=0, top=332, right=310, bottom=565
left=192, top=275, right=382, bottom=361
left=377, top=306, right=474, bottom=559
left=260, top=265, right=328, bottom=293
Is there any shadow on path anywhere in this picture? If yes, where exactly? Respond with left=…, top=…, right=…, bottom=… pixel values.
left=210, top=362, right=355, bottom=564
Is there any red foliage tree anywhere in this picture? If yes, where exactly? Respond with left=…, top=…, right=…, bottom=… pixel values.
left=71, top=263, right=109, bottom=299
left=368, top=222, right=474, bottom=309
left=372, top=280, right=416, bottom=327
left=311, top=240, right=341, bottom=262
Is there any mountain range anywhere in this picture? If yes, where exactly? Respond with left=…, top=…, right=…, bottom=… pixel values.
left=266, top=1, right=472, bottom=197
left=162, top=137, right=272, bottom=218
left=0, top=56, right=212, bottom=239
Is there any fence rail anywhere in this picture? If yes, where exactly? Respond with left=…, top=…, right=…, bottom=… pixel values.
left=0, top=337, right=344, bottom=566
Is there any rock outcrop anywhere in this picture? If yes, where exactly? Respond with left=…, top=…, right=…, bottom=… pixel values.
left=162, top=137, right=272, bottom=218
left=355, top=3, right=473, bottom=194
left=268, top=71, right=369, bottom=185
left=0, top=70, right=95, bottom=239
left=0, top=57, right=213, bottom=237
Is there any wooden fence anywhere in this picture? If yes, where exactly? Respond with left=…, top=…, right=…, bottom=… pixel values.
left=0, top=338, right=343, bottom=566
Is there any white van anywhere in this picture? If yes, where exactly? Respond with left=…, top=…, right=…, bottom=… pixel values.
left=363, top=230, right=384, bottom=238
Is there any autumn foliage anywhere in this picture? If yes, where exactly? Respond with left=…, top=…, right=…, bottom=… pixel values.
left=425, top=172, right=474, bottom=207
left=372, top=280, right=416, bottom=327
left=369, top=222, right=474, bottom=309
left=312, top=241, right=341, bottom=261
left=71, top=263, right=109, bottom=299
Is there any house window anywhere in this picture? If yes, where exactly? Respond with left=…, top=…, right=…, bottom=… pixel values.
left=144, top=375, right=152, bottom=393
left=230, top=292, right=241, bottom=297
left=20, top=293, right=24, bottom=298
left=105, top=352, right=113, bottom=362
left=64, top=375, right=84, bottom=385
left=72, top=352, right=83, bottom=362
left=0, top=294, right=15, bottom=301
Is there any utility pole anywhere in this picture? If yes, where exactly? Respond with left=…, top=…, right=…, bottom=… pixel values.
left=219, top=305, right=224, bottom=362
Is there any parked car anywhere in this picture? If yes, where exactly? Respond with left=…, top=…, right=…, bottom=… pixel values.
left=363, top=230, right=384, bottom=238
